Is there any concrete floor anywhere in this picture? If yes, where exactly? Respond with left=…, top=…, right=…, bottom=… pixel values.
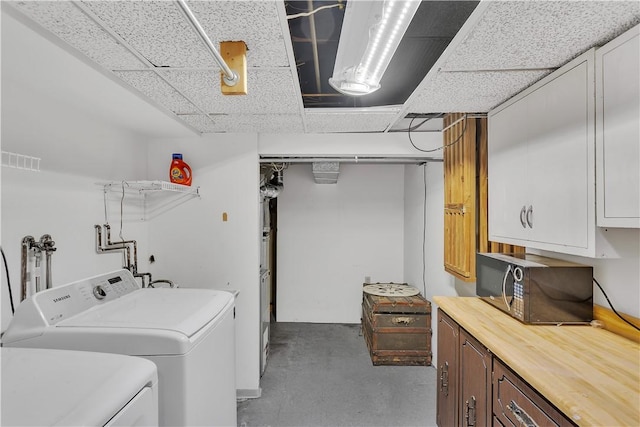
left=237, top=322, right=437, bottom=427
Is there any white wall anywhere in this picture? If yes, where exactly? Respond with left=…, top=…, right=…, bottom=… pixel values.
left=260, top=132, right=444, bottom=159
left=534, top=228, right=640, bottom=318
left=1, top=10, right=262, bottom=395
left=403, top=162, right=456, bottom=368
left=276, top=163, right=405, bottom=323
left=403, top=162, right=456, bottom=298
left=143, top=134, right=261, bottom=395
left=0, top=9, right=172, bottom=332
left=0, top=170, right=149, bottom=332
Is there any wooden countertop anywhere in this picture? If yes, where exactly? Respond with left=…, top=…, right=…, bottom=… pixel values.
left=433, top=296, right=640, bottom=427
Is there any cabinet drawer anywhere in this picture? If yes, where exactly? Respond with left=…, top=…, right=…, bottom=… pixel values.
left=493, top=359, right=575, bottom=427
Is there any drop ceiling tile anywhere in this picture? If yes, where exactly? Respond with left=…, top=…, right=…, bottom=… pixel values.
left=80, top=0, right=211, bottom=68
left=9, top=1, right=144, bottom=69
left=190, top=114, right=304, bottom=133
left=114, top=71, right=200, bottom=115
left=408, top=70, right=551, bottom=113
left=187, top=1, right=290, bottom=68
left=177, top=114, right=215, bottom=132
left=304, top=112, right=398, bottom=133
left=443, top=1, right=640, bottom=71
left=159, top=68, right=300, bottom=114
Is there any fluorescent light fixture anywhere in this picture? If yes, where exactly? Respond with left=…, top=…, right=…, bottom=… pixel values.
left=329, top=0, right=421, bottom=96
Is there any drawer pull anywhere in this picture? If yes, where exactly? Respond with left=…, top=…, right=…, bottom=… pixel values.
left=465, top=395, right=476, bottom=426
left=507, top=400, right=539, bottom=427
left=440, top=362, right=449, bottom=396
left=392, top=316, right=415, bottom=325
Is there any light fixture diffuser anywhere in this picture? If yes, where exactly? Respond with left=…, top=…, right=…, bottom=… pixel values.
left=329, top=0, right=420, bottom=96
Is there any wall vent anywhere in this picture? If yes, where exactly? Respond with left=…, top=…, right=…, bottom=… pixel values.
left=312, top=162, right=339, bottom=184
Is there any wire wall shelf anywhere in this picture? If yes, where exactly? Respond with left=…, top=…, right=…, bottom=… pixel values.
left=1, top=151, right=41, bottom=172
left=98, top=180, right=200, bottom=221
left=100, top=180, right=200, bottom=196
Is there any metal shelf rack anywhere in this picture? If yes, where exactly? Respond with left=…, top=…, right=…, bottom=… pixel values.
left=98, top=180, right=200, bottom=221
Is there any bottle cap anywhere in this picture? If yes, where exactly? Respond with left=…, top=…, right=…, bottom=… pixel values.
left=172, top=153, right=183, bottom=160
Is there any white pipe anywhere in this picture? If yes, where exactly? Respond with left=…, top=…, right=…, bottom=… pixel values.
left=259, top=156, right=443, bottom=164
left=175, top=0, right=238, bottom=86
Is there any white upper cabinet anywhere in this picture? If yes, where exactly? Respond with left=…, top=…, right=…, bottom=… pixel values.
left=488, top=49, right=602, bottom=257
left=596, top=25, right=640, bottom=228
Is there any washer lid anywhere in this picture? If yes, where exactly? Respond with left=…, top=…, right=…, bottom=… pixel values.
left=57, top=288, right=234, bottom=338
left=1, top=347, right=157, bottom=426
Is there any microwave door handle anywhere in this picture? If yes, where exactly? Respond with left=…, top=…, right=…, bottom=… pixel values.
left=502, top=265, right=512, bottom=311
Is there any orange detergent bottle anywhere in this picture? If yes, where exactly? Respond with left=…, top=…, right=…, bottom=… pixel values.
left=169, top=153, right=192, bottom=186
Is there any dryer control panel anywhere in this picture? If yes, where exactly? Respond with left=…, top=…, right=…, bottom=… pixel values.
left=2, top=270, right=141, bottom=342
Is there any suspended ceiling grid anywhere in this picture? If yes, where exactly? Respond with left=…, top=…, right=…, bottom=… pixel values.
left=401, top=0, right=640, bottom=116
left=4, top=1, right=640, bottom=135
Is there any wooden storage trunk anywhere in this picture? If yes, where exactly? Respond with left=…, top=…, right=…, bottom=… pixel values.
left=361, top=286, right=432, bottom=366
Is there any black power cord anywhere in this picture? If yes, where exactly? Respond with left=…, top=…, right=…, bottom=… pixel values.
left=594, top=277, right=640, bottom=331
left=422, top=163, right=427, bottom=297
left=1, top=247, right=15, bottom=316
left=408, top=114, right=468, bottom=153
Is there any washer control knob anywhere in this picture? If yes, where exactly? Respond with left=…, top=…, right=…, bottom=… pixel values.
left=93, top=285, right=107, bottom=300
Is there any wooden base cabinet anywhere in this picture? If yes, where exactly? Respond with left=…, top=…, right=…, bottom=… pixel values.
left=437, top=311, right=459, bottom=426
left=460, top=330, right=492, bottom=426
left=437, top=308, right=574, bottom=427
left=437, top=311, right=491, bottom=427
left=493, top=359, right=574, bottom=427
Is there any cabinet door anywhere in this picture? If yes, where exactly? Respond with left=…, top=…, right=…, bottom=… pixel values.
left=436, top=310, right=459, bottom=427
left=488, top=92, right=531, bottom=242
left=493, top=359, right=574, bottom=427
left=459, top=330, right=492, bottom=427
left=444, top=114, right=478, bottom=281
left=527, top=57, right=592, bottom=249
left=597, top=25, right=640, bottom=227
left=488, top=50, right=596, bottom=255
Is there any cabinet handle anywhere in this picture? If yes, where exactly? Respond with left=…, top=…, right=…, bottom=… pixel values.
left=520, top=205, right=527, bottom=228
left=439, top=362, right=449, bottom=396
left=526, top=205, right=533, bottom=228
left=465, top=395, right=476, bottom=426
left=507, top=400, right=539, bottom=427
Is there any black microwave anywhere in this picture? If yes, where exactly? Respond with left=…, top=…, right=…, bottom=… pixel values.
left=476, top=253, right=593, bottom=324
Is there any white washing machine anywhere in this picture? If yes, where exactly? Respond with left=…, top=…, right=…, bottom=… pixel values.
left=2, top=269, right=237, bottom=427
left=1, top=347, right=158, bottom=426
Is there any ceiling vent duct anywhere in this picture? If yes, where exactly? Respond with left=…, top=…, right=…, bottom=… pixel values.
left=312, top=162, right=339, bottom=184
left=260, top=184, right=283, bottom=199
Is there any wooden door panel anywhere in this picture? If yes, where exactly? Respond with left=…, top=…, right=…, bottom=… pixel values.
left=437, top=311, right=460, bottom=427
left=460, top=330, right=492, bottom=427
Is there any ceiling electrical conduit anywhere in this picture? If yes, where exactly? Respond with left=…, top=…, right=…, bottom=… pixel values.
left=259, top=156, right=443, bottom=164
left=175, top=0, right=239, bottom=87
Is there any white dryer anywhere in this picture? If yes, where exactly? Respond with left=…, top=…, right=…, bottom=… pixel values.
left=1, top=347, right=158, bottom=426
left=2, top=269, right=237, bottom=427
